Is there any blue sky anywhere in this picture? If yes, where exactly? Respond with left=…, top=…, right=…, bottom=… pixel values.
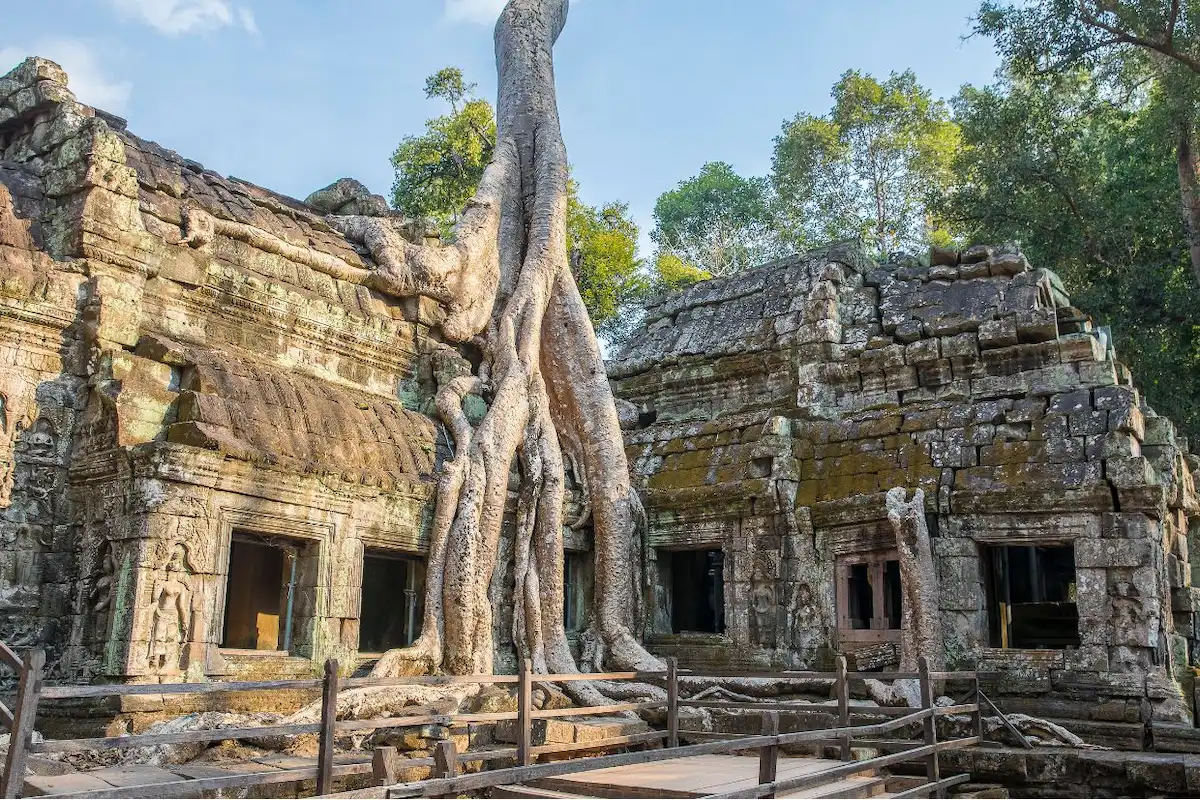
left=3, top=1, right=1002, bottom=254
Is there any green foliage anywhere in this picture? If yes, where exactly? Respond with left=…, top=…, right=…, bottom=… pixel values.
left=424, top=67, right=475, bottom=111
left=772, top=70, right=961, bottom=256
left=943, top=60, right=1200, bottom=435
left=650, top=162, right=778, bottom=276
left=391, top=68, right=654, bottom=341
left=566, top=180, right=648, bottom=344
left=650, top=252, right=712, bottom=291
left=391, top=68, right=496, bottom=234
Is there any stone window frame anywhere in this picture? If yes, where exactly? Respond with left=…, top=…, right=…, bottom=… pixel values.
left=211, top=508, right=332, bottom=659
left=979, top=539, right=1080, bottom=651
left=965, top=515, right=1092, bottom=655
left=835, top=549, right=902, bottom=650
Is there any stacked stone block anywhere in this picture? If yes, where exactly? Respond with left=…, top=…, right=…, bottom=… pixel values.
left=612, top=240, right=1199, bottom=739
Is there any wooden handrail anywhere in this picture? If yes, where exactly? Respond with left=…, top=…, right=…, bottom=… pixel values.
left=707, top=737, right=982, bottom=800
left=40, top=678, right=325, bottom=700
left=30, top=722, right=325, bottom=754
left=0, top=641, right=20, bottom=673
left=532, top=700, right=662, bottom=719
left=8, top=652, right=991, bottom=799
left=977, top=688, right=1033, bottom=749
left=379, top=709, right=974, bottom=798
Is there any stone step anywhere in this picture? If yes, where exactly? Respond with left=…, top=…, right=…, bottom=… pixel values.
left=1039, top=716, right=1144, bottom=750
left=1152, top=721, right=1200, bottom=754
left=496, top=714, right=651, bottom=746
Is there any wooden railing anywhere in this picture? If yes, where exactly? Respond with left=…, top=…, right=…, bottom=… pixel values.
left=0, top=640, right=43, bottom=799
left=0, top=655, right=669, bottom=798
left=2, top=649, right=989, bottom=799
left=367, top=656, right=983, bottom=800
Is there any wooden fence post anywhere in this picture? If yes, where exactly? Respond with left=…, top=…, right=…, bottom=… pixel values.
left=316, top=658, right=339, bottom=796
left=918, top=656, right=941, bottom=799
left=758, top=711, right=779, bottom=799
left=666, top=657, right=679, bottom=748
left=517, top=658, right=533, bottom=766
left=1, top=648, right=44, bottom=799
left=433, top=739, right=459, bottom=780
left=972, top=674, right=984, bottom=742
left=372, top=746, right=399, bottom=786
left=836, top=654, right=850, bottom=761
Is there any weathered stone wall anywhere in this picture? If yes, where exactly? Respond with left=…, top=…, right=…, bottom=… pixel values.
left=612, top=241, right=1200, bottom=739
left=0, top=58, right=507, bottom=684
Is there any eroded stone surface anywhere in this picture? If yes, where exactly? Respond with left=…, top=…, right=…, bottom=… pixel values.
left=612, top=240, right=1199, bottom=735
left=0, top=58, right=461, bottom=683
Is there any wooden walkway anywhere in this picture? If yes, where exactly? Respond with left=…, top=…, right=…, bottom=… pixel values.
left=500, top=754, right=891, bottom=799
left=4, top=650, right=985, bottom=799
left=22, top=753, right=374, bottom=798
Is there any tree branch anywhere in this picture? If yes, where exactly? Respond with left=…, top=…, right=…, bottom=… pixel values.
left=1077, top=0, right=1200, bottom=73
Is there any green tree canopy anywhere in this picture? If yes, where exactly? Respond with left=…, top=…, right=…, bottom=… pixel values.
left=942, top=65, right=1200, bottom=436
left=566, top=180, right=647, bottom=344
left=650, top=252, right=712, bottom=291
left=976, top=0, right=1200, bottom=289
left=391, top=68, right=497, bottom=233
left=771, top=69, right=961, bottom=256
left=390, top=68, right=646, bottom=342
left=650, top=161, right=778, bottom=276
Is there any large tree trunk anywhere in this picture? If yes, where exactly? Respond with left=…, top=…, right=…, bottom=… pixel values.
left=336, top=0, right=659, bottom=679
left=1175, top=121, right=1200, bottom=289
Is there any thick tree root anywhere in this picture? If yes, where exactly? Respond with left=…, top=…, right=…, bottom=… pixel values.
left=341, top=0, right=660, bottom=683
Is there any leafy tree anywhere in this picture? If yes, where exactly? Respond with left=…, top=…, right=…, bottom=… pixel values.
left=942, top=67, right=1200, bottom=436
left=771, top=70, right=961, bottom=256
left=650, top=162, right=778, bottom=276
left=391, top=68, right=645, bottom=341
left=566, top=181, right=648, bottom=344
left=391, top=67, right=496, bottom=233
left=976, top=0, right=1200, bottom=288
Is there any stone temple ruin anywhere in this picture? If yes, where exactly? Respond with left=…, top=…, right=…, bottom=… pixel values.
left=1, top=56, right=1199, bottom=757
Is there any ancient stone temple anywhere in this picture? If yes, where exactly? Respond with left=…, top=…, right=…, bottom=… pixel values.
left=610, top=242, right=1200, bottom=744
left=3, top=56, right=1200, bottom=751
left=0, top=57, right=541, bottom=685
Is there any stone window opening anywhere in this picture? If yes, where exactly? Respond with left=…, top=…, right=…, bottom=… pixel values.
left=220, top=532, right=315, bottom=654
left=657, top=548, right=725, bottom=635
left=984, top=543, right=1080, bottom=649
left=358, top=550, right=426, bottom=654
left=837, top=551, right=902, bottom=648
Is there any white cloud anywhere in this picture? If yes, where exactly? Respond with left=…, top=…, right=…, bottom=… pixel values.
left=237, top=7, right=258, bottom=34
left=111, top=0, right=258, bottom=36
left=444, top=0, right=506, bottom=25
left=0, top=39, right=132, bottom=113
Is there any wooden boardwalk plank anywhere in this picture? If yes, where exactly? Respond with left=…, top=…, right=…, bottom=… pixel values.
left=82, top=766, right=183, bottom=788
left=169, top=761, right=281, bottom=779
left=252, top=753, right=317, bottom=770
left=22, top=773, right=114, bottom=797
left=541, top=754, right=866, bottom=798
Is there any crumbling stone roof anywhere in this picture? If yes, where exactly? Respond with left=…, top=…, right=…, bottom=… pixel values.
left=165, top=348, right=438, bottom=488
left=610, top=242, right=873, bottom=377
left=118, top=130, right=372, bottom=271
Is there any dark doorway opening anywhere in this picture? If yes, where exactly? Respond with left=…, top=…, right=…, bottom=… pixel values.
left=984, top=543, right=1079, bottom=649
left=668, top=549, right=725, bottom=634
left=359, top=551, right=426, bottom=653
left=563, top=550, right=591, bottom=633
left=222, top=533, right=305, bottom=652
left=847, top=563, right=873, bottom=630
